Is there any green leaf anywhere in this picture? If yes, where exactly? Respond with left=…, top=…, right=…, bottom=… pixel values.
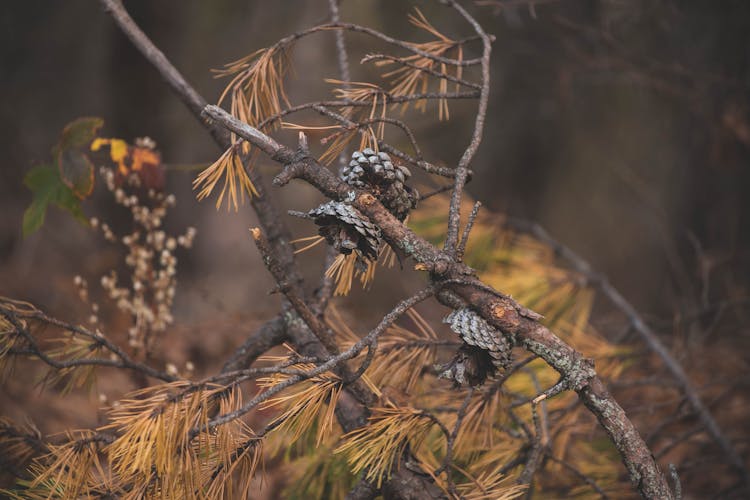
left=52, top=117, right=102, bottom=200
left=57, top=148, right=95, bottom=199
left=22, top=164, right=86, bottom=237
left=55, top=116, right=104, bottom=152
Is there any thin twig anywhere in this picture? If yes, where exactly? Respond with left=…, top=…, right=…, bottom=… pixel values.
left=456, top=201, right=481, bottom=261
left=435, top=387, right=475, bottom=496
left=320, top=0, right=351, bottom=312
left=311, top=105, right=425, bottom=162
left=1, top=303, right=176, bottom=383
left=269, top=22, right=483, bottom=67
left=419, top=184, right=454, bottom=201
left=256, top=91, right=481, bottom=131
left=444, top=0, right=493, bottom=256
left=362, top=53, right=482, bottom=89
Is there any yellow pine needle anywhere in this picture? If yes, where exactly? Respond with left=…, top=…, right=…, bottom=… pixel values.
left=335, top=407, right=432, bottom=488
left=328, top=79, right=388, bottom=125
left=358, top=258, right=377, bottom=289
left=368, top=8, right=464, bottom=119
left=324, top=305, right=361, bottom=346
left=379, top=243, right=398, bottom=269
left=102, top=382, right=227, bottom=487
left=291, top=235, right=326, bottom=254
left=193, top=146, right=258, bottom=211
left=258, top=367, right=342, bottom=448
left=320, top=128, right=358, bottom=165
left=367, top=309, right=438, bottom=393
left=216, top=47, right=290, bottom=130
left=366, top=321, right=437, bottom=393
left=408, top=8, right=452, bottom=43
left=0, top=418, right=40, bottom=467
left=456, top=462, right=527, bottom=500
left=0, top=318, right=21, bottom=377
left=325, top=252, right=378, bottom=296
left=283, top=449, right=353, bottom=499
left=453, top=389, right=505, bottom=459
left=281, top=122, right=342, bottom=131
left=205, top=387, right=262, bottom=498
left=28, top=431, right=99, bottom=498
left=326, top=253, right=357, bottom=296
left=359, top=127, right=379, bottom=152
left=41, top=335, right=102, bottom=394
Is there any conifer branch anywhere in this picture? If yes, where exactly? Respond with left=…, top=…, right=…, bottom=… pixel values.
left=204, top=102, right=676, bottom=499
left=0, top=300, right=176, bottom=383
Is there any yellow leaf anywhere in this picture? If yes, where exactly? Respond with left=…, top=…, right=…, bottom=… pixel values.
left=91, top=138, right=130, bottom=174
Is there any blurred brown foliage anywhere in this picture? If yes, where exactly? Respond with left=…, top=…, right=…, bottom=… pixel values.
left=1, top=1, right=749, bottom=498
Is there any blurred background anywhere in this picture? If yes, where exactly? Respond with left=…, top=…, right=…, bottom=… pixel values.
left=1, top=0, right=749, bottom=496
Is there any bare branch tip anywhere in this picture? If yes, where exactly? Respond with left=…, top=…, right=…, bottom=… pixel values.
left=297, top=131, right=309, bottom=152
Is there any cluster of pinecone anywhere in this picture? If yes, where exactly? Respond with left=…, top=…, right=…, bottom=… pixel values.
left=296, top=149, right=418, bottom=260
left=295, top=150, right=514, bottom=385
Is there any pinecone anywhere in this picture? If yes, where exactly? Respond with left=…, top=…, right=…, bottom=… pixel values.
left=437, top=344, right=495, bottom=387
left=340, top=148, right=418, bottom=221
left=444, top=308, right=513, bottom=371
left=301, top=201, right=381, bottom=260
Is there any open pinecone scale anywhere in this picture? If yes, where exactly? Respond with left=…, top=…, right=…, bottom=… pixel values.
left=341, top=148, right=418, bottom=221
left=304, top=201, right=381, bottom=260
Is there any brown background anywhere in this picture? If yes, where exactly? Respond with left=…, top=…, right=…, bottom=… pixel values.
left=1, top=0, right=749, bottom=491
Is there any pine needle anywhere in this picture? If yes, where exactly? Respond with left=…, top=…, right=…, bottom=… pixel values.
left=335, top=406, right=432, bottom=488
left=291, top=235, right=326, bottom=255
left=258, top=362, right=342, bottom=449
left=193, top=145, right=258, bottom=211
left=215, top=47, right=291, bottom=131
left=325, top=252, right=377, bottom=296
left=41, top=335, right=104, bottom=394
left=367, top=8, right=466, bottom=119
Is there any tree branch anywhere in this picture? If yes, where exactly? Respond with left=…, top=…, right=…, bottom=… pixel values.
left=204, top=103, right=675, bottom=499
left=503, top=215, right=749, bottom=484
left=443, top=0, right=493, bottom=256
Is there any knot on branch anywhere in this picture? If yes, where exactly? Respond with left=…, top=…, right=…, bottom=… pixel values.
left=273, top=161, right=304, bottom=187
left=565, top=356, right=596, bottom=392
left=414, top=256, right=453, bottom=277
